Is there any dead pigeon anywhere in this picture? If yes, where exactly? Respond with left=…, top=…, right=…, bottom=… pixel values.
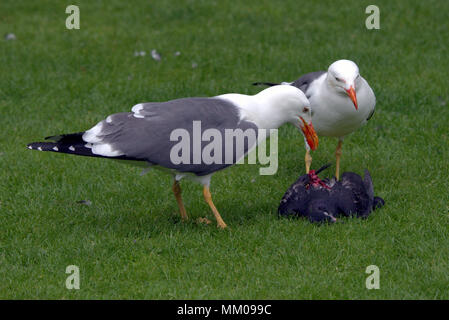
left=278, top=164, right=384, bottom=223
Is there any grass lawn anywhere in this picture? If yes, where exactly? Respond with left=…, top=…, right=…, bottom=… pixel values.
left=0, top=0, right=448, bottom=299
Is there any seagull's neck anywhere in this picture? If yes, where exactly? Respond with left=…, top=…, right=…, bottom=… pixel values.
left=216, top=93, right=290, bottom=130
left=323, top=73, right=337, bottom=94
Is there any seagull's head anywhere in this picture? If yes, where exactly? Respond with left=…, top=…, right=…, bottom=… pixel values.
left=285, top=87, right=319, bottom=151
left=327, top=59, right=360, bottom=110
left=297, top=106, right=319, bottom=151
left=257, top=85, right=318, bottom=151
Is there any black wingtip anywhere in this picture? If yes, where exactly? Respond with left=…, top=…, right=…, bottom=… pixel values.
left=252, top=82, right=280, bottom=87
left=27, top=142, right=57, bottom=151
left=45, top=132, right=84, bottom=142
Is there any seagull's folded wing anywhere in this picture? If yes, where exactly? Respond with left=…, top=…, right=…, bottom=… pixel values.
left=83, top=97, right=259, bottom=176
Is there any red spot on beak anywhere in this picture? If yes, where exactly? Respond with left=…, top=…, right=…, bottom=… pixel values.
left=345, top=86, right=358, bottom=110
left=299, top=117, right=319, bottom=151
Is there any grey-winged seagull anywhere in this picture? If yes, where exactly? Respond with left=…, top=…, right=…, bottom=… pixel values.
left=28, top=85, right=318, bottom=229
left=254, top=59, right=376, bottom=179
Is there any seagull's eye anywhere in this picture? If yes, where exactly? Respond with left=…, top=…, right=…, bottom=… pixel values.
left=335, top=77, right=343, bottom=82
left=303, top=107, right=310, bottom=113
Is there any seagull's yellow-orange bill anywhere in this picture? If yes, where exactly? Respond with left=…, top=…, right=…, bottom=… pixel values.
left=300, top=117, right=319, bottom=151
left=345, top=86, right=358, bottom=110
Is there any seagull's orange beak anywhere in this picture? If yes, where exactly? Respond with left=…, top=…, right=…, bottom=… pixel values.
left=345, top=86, right=358, bottom=110
left=299, top=117, right=318, bottom=151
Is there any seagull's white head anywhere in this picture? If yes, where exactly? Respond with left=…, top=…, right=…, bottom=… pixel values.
left=327, top=59, right=360, bottom=110
left=257, top=85, right=318, bottom=151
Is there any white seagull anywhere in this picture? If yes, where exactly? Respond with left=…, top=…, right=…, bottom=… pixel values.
left=28, top=85, right=318, bottom=229
left=254, top=59, right=376, bottom=179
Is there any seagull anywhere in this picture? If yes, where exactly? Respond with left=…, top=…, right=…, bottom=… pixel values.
left=254, top=59, right=376, bottom=179
left=28, top=85, right=318, bottom=229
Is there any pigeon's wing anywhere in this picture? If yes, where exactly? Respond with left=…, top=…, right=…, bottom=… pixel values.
left=363, top=170, right=374, bottom=199
left=278, top=175, right=310, bottom=217
left=363, top=169, right=385, bottom=211
left=362, top=169, right=375, bottom=216
left=338, top=172, right=372, bottom=217
left=331, top=179, right=356, bottom=217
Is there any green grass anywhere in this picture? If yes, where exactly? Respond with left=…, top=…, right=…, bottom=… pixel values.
left=0, top=0, right=448, bottom=299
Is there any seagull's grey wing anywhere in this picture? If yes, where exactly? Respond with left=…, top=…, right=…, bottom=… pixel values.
left=361, top=76, right=376, bottom=121
left=291, top=71, right=326, bottom=96
left=252, top=71, right=326, bottom=95
left=83, top=97, right=259, bottom=176
left=366, top=107, right=375, bottom=121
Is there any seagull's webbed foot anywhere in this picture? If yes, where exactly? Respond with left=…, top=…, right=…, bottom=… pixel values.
left=197, top=217, right=212, bottom=225
left=172, top=180, right=188, bottom=221
left=203, top=186, right=227, bottom=229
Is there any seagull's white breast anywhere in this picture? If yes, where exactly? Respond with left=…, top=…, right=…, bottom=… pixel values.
left=310, top=77, right=375, bottom=138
